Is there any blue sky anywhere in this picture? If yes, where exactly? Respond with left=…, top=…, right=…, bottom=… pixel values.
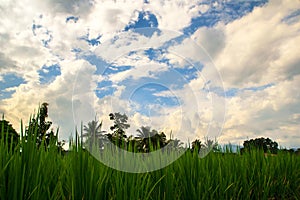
left=38, top=64, right=61, bottom=84
left=0, top=74, right=25, bottom=99
left=0, top=0, right=300, bottom=148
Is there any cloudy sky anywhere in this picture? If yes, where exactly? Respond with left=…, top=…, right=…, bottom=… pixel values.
left=0, top=0, right=300, bottom=148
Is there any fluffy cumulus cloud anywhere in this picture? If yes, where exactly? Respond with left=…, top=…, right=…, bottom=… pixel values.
left=144, top=0, right=209, bottom=31
left=1, top=59, right=95, bottom=136
left=160, top=0, right=300, bottom=148
left=220, top=74, right=300, bottom=147
left=213, top=0, right=300, bottom=148
left=0, top=0, right=300, bottom=148
left=89, top=41, right=223, bottom=144
left=214, top=0, right=300, bottom=88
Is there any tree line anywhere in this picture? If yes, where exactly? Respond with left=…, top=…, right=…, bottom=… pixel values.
left=1, top=102, right=300, bottom=155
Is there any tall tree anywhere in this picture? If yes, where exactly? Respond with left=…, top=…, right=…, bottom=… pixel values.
left=136, top=126, right=154, bottom=152
left=153, top=132, right=167, bottom=149
left=203, top=138, right=220, bottom=152
left=295, top=148, right=300, bottom=156
left=25, top=103, right=62, bottom=150
left=241, top=137, right=278, bottom=154
left=106, top=112, right=130, bottom=148
left=82, top=117, right=106, bottom=150
left=191, top=139, right=204, bottom=153
left=167, top=138, right=184, bottom=150
left=136, top=126, right=167, bottom=152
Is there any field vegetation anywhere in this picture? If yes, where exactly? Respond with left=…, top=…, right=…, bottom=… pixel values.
left=0, top=103, right=299, bottom=199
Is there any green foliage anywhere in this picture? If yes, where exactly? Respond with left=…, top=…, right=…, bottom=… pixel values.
left=2, top=110, right=296, bottom=199
left=167, top=138, right=184, bottom=150
left=241, top=137, right=279, bottom=154
left=0, top=130, right=300, bottom=199
left=25, top=102, right=63, bottom=151
left=0, top=115, right=19, bottom=151
left=109, top=112, right=130, bottom=134
left=82, top=117, right=106, bottom=150
left=106, top=112, right=130, bottom=149
left=83, top=113, right=214, bottom=154
left=191, top=139, right=202, bottom=153
left=136, top=126, right=168, bottom=153
left=83, top=113, right=174, bottom=153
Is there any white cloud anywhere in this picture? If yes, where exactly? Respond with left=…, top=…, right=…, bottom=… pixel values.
left=1, top=0, right=300, bottom=149
left=190, top=25, right=226, bottom=59
left=94, top=29, right=181, bottom=62
left=109, top=62, right=169, bottom=83
left=220, top=74, right=300, bottom=148
left=153, top=0, right=300, bottom=148
left=0, top=59, right=96, bottom=140
left=144, top=0, right=206, bottom=31
left=214, top=0, right=300, bottom=88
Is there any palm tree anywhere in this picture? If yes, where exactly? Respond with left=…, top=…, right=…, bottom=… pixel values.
left=136, top=126, right=153, bottom=138
left=153, top=132, right=167, bottom=149
left=136, top=126, right=153, bottom=152
left=191, top=139, right=204, bottom=153
left=167, top=138, right=184, bottom=150
left=82, top=118, right=106, bottom=150
left=203, top=138, right=219, bottom=152
left=126, top=135, right=140, bottom=152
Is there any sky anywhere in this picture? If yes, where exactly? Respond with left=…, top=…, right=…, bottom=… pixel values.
left=0, top=0, right=300, bottom=148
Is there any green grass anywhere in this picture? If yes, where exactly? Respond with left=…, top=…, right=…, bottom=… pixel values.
left=1, top=123, right=300, bottom=199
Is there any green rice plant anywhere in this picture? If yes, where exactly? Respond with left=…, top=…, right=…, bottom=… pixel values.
left=0, top=117, right=300, bottom=199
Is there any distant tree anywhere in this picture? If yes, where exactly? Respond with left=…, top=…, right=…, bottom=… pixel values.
left=136, top=126, right=167, bottom=152
left=203, top=138, right=220, bottom=152
left=295, top=148, right=300, bottom=156
left=0, top=115, right=19, bottom=150
left=126, top=135, right=140, bottom=152
left=82, top=117, right=106, bottom=150
left=166, top=138, right=184, bottom=152
left=109, top=112, right=130, bottom=132
left=155, top=132, right=168, bottom=149
left=136, top=126, right=155, bottom=152
left=25, top=103, right=63, bottom=150
left=191, top=139, right=203, bottom=153
left=279, top=148, right=295, bottom=154
left=168, top=138, right=183, bottom=148
left=241, top=137, right=278, bottom=154
left=106, top=112, right=130, bottom=148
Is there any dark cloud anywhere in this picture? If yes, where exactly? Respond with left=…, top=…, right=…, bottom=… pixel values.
left=0, top=52, right=17, bottom=72
left=45, top=0, right=94, bottom=15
